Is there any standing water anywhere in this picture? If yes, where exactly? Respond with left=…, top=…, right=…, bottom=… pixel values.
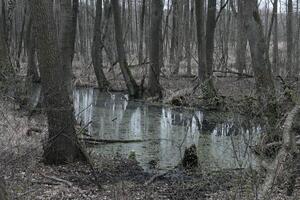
left=74, top=88, right=260, bottom=171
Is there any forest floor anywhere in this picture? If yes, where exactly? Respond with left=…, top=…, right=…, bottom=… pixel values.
left=1, top=64, right=299, bottom=199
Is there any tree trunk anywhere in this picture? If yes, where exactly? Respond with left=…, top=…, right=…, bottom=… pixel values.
left=92, top=0, right=110, bottom=91
left=203, top=0, right=217, bottom=99
left=287, top=0, right=293, bottom=77
left=60, top=0, right=77, bottom=95
left=147, top=0, right=163, bottom=98
left=195, top=0, right=206, bottom=82
left=241, top=0, right=277, bottom=125
left=235, top=0, right=247, bottom=74
left=138, top=0, right=145, bottom=64
left=26, top=14, right=39, bottom=84
left=0, top=0, right=13, bottom=81
left=272, top=0, right=279, bottom=75
left=184, top=0, right=192, bottom=75
left=111, top=0, right=140, bottom=98
left=30, top=0, right=85, bottom=164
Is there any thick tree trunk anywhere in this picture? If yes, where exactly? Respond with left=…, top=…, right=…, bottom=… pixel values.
left=92, top=0, right=110, bottom=91
left=195, top=0, right=206, bottom=82
left=204, top=0, right=217, bottom=99
left=60, top=0, right=77, bottom=95
left=205, top=0, right=216, bottom=78
left=30, top=0, right=85, bottom=164
left=241, top=0, right=276, bottom=125
left=111, top=0, right=140, bottom=98
left=147, top=0, right=163, bottom=98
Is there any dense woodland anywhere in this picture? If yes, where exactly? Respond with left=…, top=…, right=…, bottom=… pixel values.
left=1, top=0, right=300, bottom=199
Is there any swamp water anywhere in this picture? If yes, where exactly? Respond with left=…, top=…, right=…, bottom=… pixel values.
left=73, top=88, right=261, bottom=171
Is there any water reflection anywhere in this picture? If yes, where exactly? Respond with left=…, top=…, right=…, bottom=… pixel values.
left=74, top=88, right=260, bottom=171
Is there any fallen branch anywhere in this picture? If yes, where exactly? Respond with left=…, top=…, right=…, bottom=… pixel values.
left=80, top=137, right=145, bottom=144
left=40, top=173, right=73, bottom=187
left=258, top=105, right=300, bottom=199
left=144, top=172, right=168, bottom=186
left=213, top=70, right=253, bottom=78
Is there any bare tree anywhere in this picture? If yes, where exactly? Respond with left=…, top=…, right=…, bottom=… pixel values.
left=235, top=0, right=247, bottom=75
left=0, top=0, right=13, bottom=81
left=111, top=0, right=140, bottom=98
left=147, top=0, right=163, bottom=98
left=30, top=0, right=85, bottom=164
left=287, top=0, right=293, bottom=77
left=92, top=0, right=110, bottom=90
left=138, top=0, right=146, bottom=64
left=25, top=9, right=39, bottom=84
left=195, top=0, right=206, bottom=82
left=241, top=0, right=276, bottom=123
left=195, top=0, right=217, bottom=99
left=60, top=0, right=78, bottom=94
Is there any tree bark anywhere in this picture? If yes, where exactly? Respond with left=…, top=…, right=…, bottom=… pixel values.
left=92, top=0, right=110, bottom=91
left=138, top=0, right=145, bottom=64
left=195, top=0, right=206, bottom=82
left=26, top=13, right=39, bottom=84
left=30, top=0, right=85, bottom=164
left=111, top=0, right=140, bottom=98
left=184, top=0, right=192, bottom=75
left=235, top=0, right=247, bottom=75
left=272, top=0, right=279, bottom=75
left=287, top=0, right=293, bottom=77
left=0, top=0, right=13, bottom=81
left=241, top=0, right=277, bottom=125
left=60, top=0, right=77, bottom=95
left=147, top=0, right=163, bottom=98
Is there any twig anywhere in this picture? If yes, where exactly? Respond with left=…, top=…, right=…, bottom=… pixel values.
left=144, top=172, right=168, bottom=186
left=40, top=173, right=73, bottom=187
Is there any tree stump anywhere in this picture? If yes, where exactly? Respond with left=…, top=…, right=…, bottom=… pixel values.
left=182, top=144, right=198, bottom=169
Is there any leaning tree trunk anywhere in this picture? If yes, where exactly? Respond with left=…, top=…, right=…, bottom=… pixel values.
left=241, top=0, right=277, bottom=126
left=111, top=0, right=140, bottom=98
left=147, top=0, right=163, bottom=98
left=0, top=177, right=8, bottom=200
left=30, top=0, right=85, bottom=164
left=258, top=105, right=299, bottom=199
left=92, top=0, right=110, bottom=91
